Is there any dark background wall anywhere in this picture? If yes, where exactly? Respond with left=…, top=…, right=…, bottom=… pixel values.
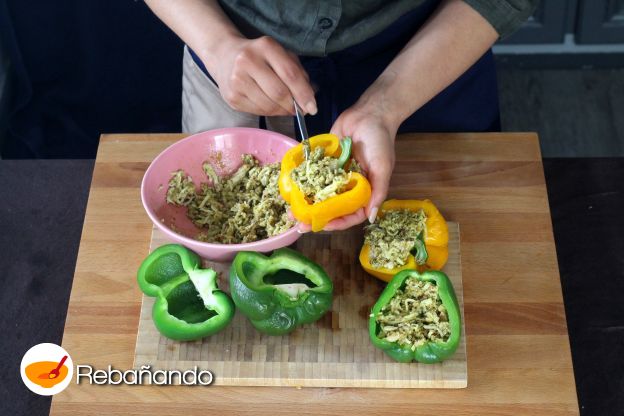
left=0, top=0, right=183, bottom=158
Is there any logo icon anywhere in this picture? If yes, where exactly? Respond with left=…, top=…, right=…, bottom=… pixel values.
left=20, top=343, right=73, bottom=396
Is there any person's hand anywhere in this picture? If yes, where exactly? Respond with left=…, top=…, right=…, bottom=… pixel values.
left=296, top=103, right=398, bottom=233
left=208, top=36, right=317, bottom=116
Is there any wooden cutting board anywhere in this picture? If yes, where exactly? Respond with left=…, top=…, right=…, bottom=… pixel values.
left=134, top=222, right=466, bottom=388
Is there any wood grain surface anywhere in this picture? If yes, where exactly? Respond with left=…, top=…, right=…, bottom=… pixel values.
left=51, top=132, right=579, bottom=415
left=134, top=223, right=466, bottom=388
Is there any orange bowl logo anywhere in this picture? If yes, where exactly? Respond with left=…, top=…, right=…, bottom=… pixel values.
left=20, top=343, right=73, bottom=396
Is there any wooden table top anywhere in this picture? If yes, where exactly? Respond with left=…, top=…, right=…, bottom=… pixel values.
left=51, top=132, right=579, bottom=416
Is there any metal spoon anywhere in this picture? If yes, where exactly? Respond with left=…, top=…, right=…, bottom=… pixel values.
left=293, top=99, right=310, bottom=160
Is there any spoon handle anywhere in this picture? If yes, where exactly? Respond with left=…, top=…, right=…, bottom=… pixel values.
left=55, top=355, right=68, bottom=371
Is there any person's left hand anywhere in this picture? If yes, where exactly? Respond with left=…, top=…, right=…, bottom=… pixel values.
left=296, top=103, right=398, bottom=233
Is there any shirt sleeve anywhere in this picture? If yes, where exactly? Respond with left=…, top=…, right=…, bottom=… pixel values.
left=463, top=0, right=539, bottom=39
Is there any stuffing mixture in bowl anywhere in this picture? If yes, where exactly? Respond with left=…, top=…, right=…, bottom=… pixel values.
left=375, top=278, right=450, bottom=349
left=166, top=154, right=294, bottom=244
left=364, top=209, right=427, bottom=269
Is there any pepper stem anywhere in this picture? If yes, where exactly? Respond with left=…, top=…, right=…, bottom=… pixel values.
left=336, top=136, right=352, bottom=168
left=411, top=231, right=428, bottom=265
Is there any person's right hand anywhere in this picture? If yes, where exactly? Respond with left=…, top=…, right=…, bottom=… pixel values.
left=209, top=36, right=317, bottom=116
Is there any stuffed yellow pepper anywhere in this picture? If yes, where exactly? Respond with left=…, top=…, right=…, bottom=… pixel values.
left=359, top=199, right=449, bottom=282
left=279, top=133, right=371, bottom=232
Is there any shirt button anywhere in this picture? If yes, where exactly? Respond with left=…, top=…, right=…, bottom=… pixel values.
left=318, top=17, right=334, bottom=30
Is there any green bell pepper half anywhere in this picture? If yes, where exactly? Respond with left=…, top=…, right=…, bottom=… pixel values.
left=137, top=244, right=235, bottom=341
left=369, top=269, right=461, bottom=363
left=230, top=248, right=333, bottom=335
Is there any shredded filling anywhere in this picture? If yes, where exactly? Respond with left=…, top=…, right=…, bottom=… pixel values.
left=166, top=154, right=294, bottom=244
left=291, top=147, right=359, bottom=204
left=375, top=278, right=450, bottom=349
left=364, top=209, right=427, bottom=269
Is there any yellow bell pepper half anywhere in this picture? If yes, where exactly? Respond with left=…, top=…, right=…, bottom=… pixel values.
left=279, top=134, right=371, bottom=232
left=359, top=199, right=449, bottom=282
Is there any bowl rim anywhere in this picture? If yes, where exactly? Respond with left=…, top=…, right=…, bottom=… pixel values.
left=141, top=127, right=300, bottom=250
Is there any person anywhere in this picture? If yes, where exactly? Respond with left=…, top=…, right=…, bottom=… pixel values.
left=145, top=0, right=537, bottom=231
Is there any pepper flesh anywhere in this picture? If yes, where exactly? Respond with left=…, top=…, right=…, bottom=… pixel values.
left=279, top=133, right=371, bottom=232
left=360, top=199, right=449, bottom=282
left=229, top=248, right=333, bottom=335
left=137, top=244, right=235, bottom=341
left=369, top=269, right=461, bottom=363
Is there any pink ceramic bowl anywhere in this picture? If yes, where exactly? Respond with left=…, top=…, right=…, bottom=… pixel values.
left=141, top=127, right=300, bottom=262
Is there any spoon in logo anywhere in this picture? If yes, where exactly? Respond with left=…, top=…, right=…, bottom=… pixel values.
left=38, top=355, right=68, bottom=379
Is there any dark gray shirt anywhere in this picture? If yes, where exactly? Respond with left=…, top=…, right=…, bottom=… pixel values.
left=219, top=0, right=538, bottom=56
